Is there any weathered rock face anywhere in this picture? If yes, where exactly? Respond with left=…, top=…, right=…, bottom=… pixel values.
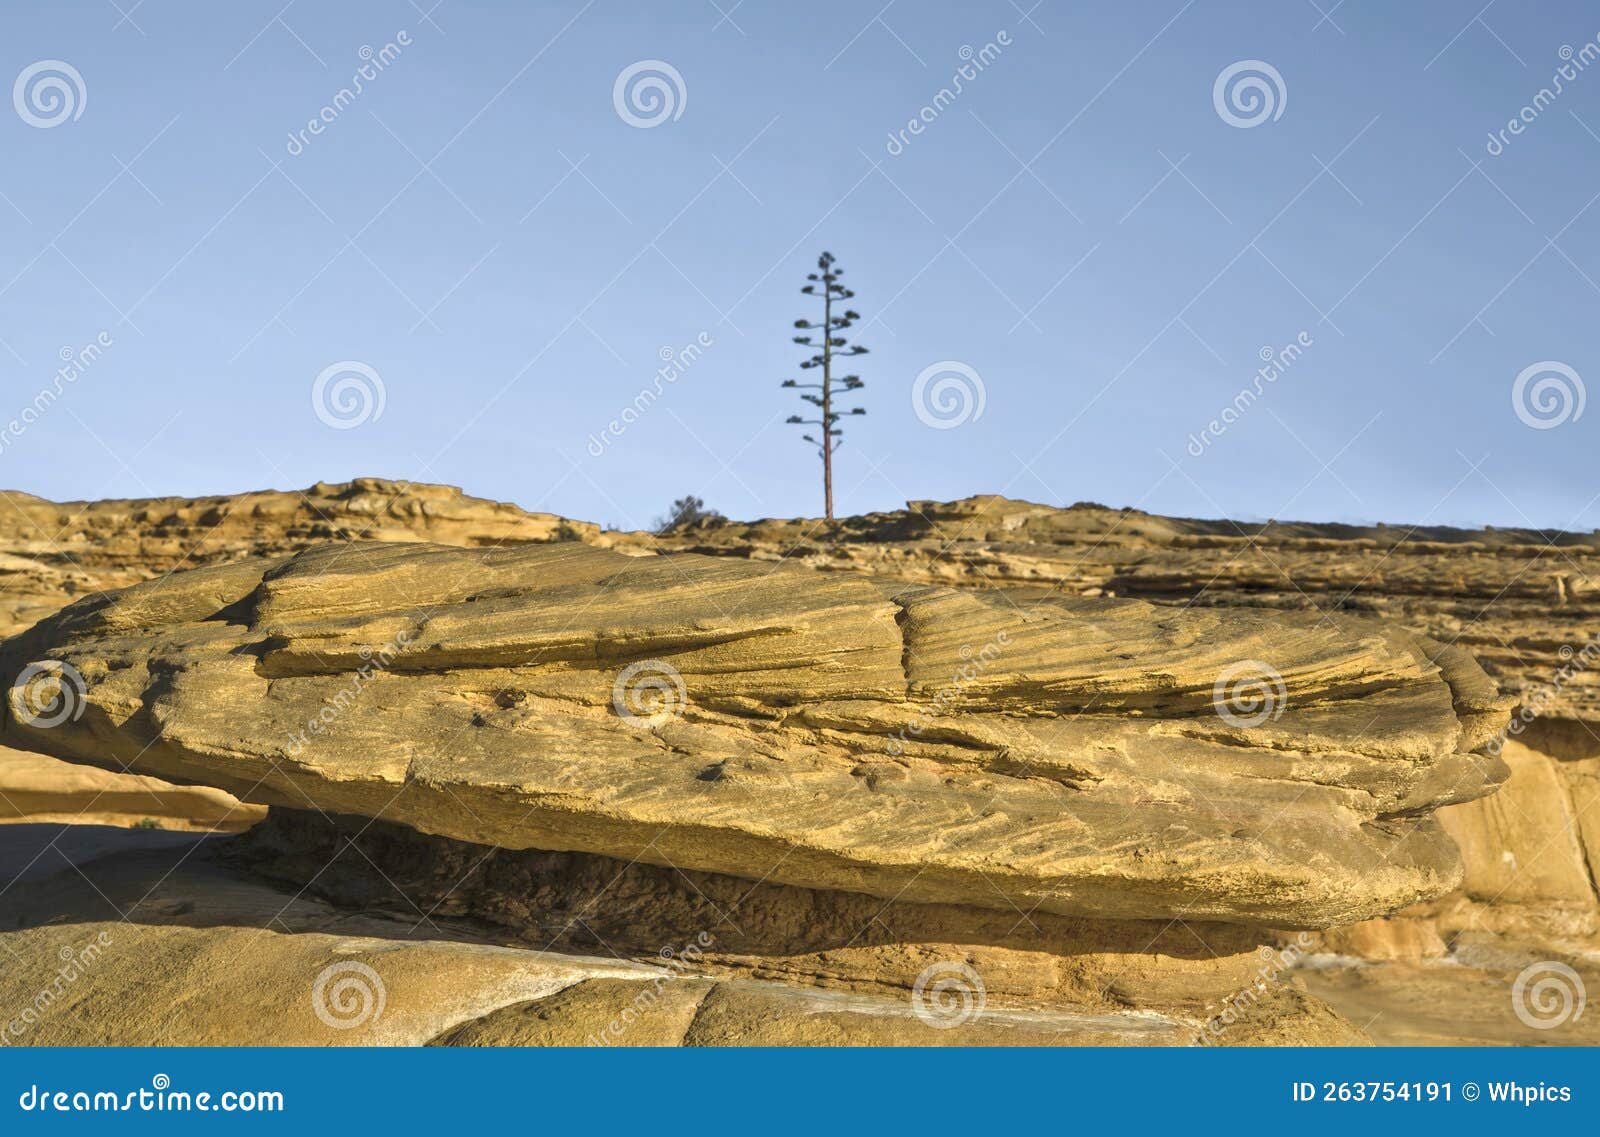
left=1381, top=739, right=1600, bottom=951
left=633, top=495, right=1600, bottom=741
left=0, top=746, right=263, bottom=831
left=1, top=540, right=1504, bottom=929
left=3, top=482, right=1573, bottom=737
left=9, top=479, right=1592, bottom=1046
left=0, top=477, right=591, bottom=639
left=3, top=839, right=1358, bottom=1047
left=634, top=495, right=1600, bottom=952
left=0, top=478, right=590, bottom=831
left=228, top=806, right=1280, bottom=1018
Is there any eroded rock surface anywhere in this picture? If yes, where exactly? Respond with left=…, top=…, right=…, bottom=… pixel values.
left=634, top=495, right=1600, bottom=737
left=0, top=745, right=263, bottom=831
left=6, top=480, right=1585, bottom=1046
left=0, top=824, right=1360, bottom=1047
left=0, top=479, right=588, bottom=831
left=0, top=477, right=590, bottom=639
left=228, top=806, right=1276, bottom=1015
left=634, top=495, right=1600, bottom=956
left=2, top=540, right=1502, bottom=928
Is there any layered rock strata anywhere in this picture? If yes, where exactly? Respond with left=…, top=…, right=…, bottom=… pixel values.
left=5, top=481, right=1588, bottom=1044
left=2, top=541, right=1503, bottom=929
left=0, top=478, right=587, bottom=830
left=1, top=840, right=1363, bottom=1046
left=634, top=496, right=1599, bottom=737
left=0, top=477, right=590, bottom=639
left=636, top=495, right=1600, bottom=952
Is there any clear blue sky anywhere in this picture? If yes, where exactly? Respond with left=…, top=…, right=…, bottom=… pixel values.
left=2, top=0, right=1597, bottom=531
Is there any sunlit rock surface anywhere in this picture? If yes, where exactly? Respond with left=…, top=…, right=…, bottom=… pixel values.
left=2, top=540, right=1502, bottom=928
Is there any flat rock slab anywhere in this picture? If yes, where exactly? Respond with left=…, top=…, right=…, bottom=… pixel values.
left=0, top=851, right=1211, bottom=1047
left=1300, top=959, right=1600, bottom=1047
left=0, top=917, right=1202, bottom=1047
left=431, top=977, right=1195, bottom=1047
left=0, top=745, right=262, bottom=831
left=1, top=542, right=1507, bottom=928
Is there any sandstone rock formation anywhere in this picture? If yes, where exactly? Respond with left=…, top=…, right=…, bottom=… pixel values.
left=637, top=495, right=1600, bottom=955
left=0, top=477, right=591, bottom=639
left=0, top=479, right=588, bottom=833
left=0, top=746, right=262, bottom=831
left=4, top=480, right=1591, bottom=1046
left=631, top=496, right=1598, bottom=723
left=2, top=838, right=1300, bottom=1047
left=1, top=541, right=1503, bottom=930
left=227, top=805, right=1287, bottom=1020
